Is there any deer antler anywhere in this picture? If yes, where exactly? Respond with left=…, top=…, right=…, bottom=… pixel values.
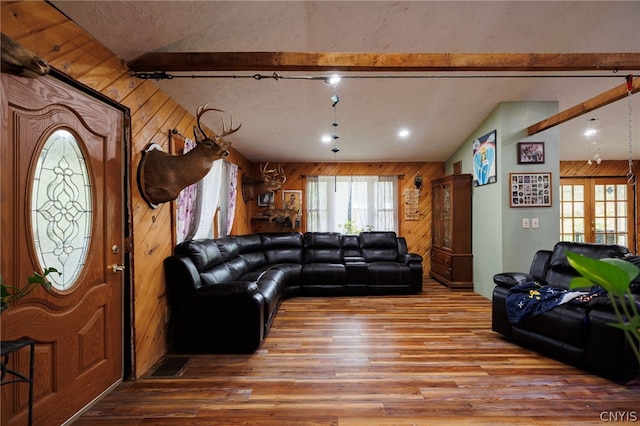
left=260, top=162, right=277, bottom=181
left=277, top=164, right=287, bottom=184
left=194, top=104, right=241, bottom=146
left=215, top=115, right=241, bottom=141
left=259, top=163, right=287, bottom=184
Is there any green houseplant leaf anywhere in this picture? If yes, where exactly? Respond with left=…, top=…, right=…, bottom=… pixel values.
left=566, top=250, right=640, bottom=367
left=0, top=267, right=59, bottom=313
left=566, top=251, right=636, bottom=296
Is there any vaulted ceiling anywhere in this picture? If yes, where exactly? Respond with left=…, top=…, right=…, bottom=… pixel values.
left=51, top=1, right=640, bottom=163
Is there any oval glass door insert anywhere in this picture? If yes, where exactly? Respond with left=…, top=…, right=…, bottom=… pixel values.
left=31, top=129, right=93, bottom=291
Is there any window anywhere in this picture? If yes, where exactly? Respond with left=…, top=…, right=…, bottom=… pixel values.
left=306, top=175, right=398, bottom=233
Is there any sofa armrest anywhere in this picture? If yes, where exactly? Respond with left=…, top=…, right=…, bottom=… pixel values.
left=493, top=272, right=537, bottom=289
left=164, top=255, right=202, bottom=305
left=194, top=281, right=259, bottom=299
left=397, top=253, right=423, bottom=264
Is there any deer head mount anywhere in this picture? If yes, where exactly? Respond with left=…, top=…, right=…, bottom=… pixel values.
left=137, top=105, right=241, bottom=208
left=1, top=33, right=50, bottom=78
left=242, top=162, right=287, bottom=202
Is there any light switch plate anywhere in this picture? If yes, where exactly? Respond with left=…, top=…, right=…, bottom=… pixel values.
left=522, top=218, right=530, bottom=228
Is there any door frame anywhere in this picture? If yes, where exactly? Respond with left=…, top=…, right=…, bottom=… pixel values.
left=47, top=68, right=134, bottom=379
left=560, top=175, right=637, bottom=251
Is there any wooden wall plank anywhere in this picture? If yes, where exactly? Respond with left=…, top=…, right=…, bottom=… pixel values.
left=0, top=1, right=67, bottom=38
left=49, top=39, right=114, bottom=80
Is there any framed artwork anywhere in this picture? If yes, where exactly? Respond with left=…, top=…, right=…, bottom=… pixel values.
left=472, top=130, right=497, bottom=186
left=257, top=191, right=274, bottom=207
left=517, top=142, right=545, bottom=164
left=509, top=172, right=552, bottom=207
left=282, top=190, right=302, bottom=213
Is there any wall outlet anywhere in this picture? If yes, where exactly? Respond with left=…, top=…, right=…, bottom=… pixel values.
left=531, top=218, right=539, bottom=229
left=522, top=218, right=530, bottom=228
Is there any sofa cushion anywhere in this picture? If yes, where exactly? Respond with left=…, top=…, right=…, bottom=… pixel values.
left=215, top=237, right=240, bottom=261
left=360, top=231, right=399, bottom=262
left=238, top=252, right=268, bottom=271
left=367, top=262, right=410, bottom=286
left=261, top=232, right=303, bottom=264
left=200, top=263, right=235, bottom=286
left=233, top=234, right=263, bottom=254
left=175, top=239, right=224, bottom=272
left=513, top=303, right=588, bottom=353
left=342, top=235, right=363, bottom=260
left=545, top=241, right=631, bottom=290
left=224, top=256, right=250, bottom=280
left=623, top=255, right=640, bottom=294
left=303, top=232, right=343, bottom=263
left=301, top=263, right=346, bottom=286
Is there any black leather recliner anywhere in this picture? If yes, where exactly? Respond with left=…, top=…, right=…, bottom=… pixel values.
left=492, top=241, right=640, bottom=380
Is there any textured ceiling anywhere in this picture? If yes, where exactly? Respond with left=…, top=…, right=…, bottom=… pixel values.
left=51, top=1, right=640, bottom=163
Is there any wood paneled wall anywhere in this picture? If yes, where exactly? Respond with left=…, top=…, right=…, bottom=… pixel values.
left=243, top=162, right=446, bottom=273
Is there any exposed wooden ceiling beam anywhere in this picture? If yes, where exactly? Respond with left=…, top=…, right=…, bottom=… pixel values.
left=128, top=52, right=640, bottom=72
left=528, top=77, right=640, bottom=136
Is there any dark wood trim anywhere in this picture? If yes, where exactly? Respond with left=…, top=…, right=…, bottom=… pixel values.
left=128, top=51, right=640, bottom=72
left=528, top=76, right=640, bottom=135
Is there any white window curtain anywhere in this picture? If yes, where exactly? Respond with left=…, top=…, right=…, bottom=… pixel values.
left=306, top=175, right=398, bottom=233
left=175, top=152, right=224, bottom=243
left=192, top=159, right=223, bottom=239
left=175, top=138, right=197, bottom=244
left=218, top=161, right=239, bottom=237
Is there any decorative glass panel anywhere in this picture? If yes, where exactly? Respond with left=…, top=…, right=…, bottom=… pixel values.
left=31, top=129, right=92, bottom=291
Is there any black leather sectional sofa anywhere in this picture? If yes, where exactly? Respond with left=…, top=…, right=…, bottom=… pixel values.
left=164, top=231, right=423, bottom=353
left=492, top=241, right=640, bottom=380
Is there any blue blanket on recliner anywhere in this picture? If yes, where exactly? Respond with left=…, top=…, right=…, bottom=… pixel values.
left=506, top=281, right=604, bottom=324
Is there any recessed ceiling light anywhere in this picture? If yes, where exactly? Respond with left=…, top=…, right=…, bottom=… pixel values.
left=398, top=129, right=410, bottom=138
left=328, top=75, right=341, bottom=85
left=321, top=135, right=332, bottom=143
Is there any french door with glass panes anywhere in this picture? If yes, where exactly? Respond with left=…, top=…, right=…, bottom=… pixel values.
left=560, top=178, right=635, bottom=248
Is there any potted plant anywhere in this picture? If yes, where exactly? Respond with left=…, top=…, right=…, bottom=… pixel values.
left=566, top=251, right=640, bottom=365
left=0, top=267, right=59, bottom=312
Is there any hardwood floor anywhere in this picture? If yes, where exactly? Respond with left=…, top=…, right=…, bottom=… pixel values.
left=75, top=280, right=638, bottom=425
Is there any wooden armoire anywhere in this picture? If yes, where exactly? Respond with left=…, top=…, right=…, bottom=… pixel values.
left=430, top=174, right=473, bottom=289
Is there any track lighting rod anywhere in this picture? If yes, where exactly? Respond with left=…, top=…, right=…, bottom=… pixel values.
left=132, top=71, right=627, bottom=81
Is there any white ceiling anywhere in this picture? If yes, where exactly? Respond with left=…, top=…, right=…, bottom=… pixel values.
left=51, top=1, right=640, bottom=163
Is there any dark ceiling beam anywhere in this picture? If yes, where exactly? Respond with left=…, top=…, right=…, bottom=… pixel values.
left=528, top=77, right=640, bottom=135
left=128, top=52, right=640, bottom=72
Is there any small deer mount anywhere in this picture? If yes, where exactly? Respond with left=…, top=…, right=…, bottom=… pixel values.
left=241, top=162, right=287, bottom=202
left=137, top=105, right=240, bottom=208
left=1, top=33, right=50, bottom=78
left=263, top=203, right=299, bottom=230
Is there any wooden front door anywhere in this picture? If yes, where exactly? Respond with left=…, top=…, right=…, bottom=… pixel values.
left=1, top=73, right=125, bottom=425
